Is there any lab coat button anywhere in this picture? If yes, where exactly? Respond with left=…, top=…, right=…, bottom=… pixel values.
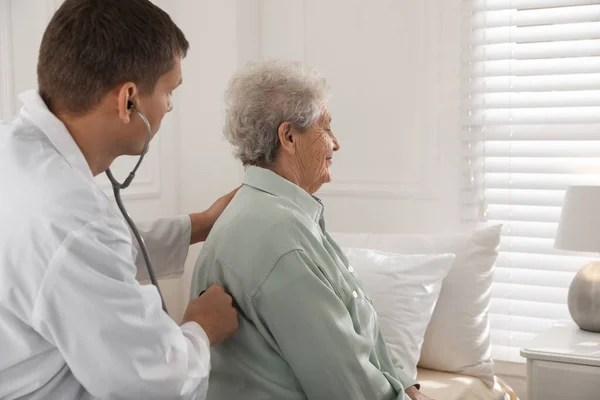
left=352, top=290, right=358, bottom=298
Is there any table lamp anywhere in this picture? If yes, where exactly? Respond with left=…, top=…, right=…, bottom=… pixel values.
left=555, top=185, right=600, bottom=332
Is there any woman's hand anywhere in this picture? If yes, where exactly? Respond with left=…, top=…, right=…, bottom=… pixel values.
left=406, top=386, right=435, bottom=400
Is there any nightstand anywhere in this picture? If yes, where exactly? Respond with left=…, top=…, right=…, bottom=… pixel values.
left=520, top=320, right=600, bottom=400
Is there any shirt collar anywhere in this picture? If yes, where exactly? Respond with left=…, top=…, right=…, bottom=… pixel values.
left=243, top=166, right=323, bottom=223
left=18, top=90, right=94, bottom=182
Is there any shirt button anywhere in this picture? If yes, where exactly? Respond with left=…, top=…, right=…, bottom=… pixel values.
left=348, top=266, right=355, bottom=273
left=352, top=290, right=358, bottom=299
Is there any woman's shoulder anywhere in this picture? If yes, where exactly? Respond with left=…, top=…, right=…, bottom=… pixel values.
left=229, top=185, right=312, bottom=228
left=201, top=186, right=322, bottom=284
left=217, top=187, right=305, bottom=245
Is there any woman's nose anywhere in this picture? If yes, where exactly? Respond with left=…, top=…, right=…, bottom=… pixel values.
left=331, top=133, right=340, bottom=152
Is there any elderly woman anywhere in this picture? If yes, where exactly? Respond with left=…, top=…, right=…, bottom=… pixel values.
left=191, top=61, right=432, bottom=400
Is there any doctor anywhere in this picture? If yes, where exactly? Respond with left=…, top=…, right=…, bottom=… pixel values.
left=0, top=0, right=238, bottom=399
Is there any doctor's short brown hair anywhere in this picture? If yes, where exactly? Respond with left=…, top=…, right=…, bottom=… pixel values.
left=37, top=0, right=189, bottom=114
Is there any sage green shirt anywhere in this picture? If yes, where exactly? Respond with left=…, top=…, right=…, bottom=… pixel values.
left=191, top=166, right=418, bottom=400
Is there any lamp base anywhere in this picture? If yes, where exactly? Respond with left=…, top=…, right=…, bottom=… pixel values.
left=568, top=261, right=600, bottom=333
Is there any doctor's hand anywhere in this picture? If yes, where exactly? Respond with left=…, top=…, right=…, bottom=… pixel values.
left=189, top=186, right=241, bottom=244
left=182, top=285, right=239, bottom=345
left=406, top=386, right=434, bottom=400
left=205, top=186, right=241, bottom=223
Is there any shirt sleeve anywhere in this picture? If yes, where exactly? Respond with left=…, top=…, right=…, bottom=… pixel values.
left=253, top=249, right=408, bottom=400
left=376, top=329, right=420, bottom=392
left=31, top=217, right=209, bottom=400
left=132, top=215, right=192, bottom=281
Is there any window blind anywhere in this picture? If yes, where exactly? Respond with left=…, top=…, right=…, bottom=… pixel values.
left=462, top=0, right=600, bottom=362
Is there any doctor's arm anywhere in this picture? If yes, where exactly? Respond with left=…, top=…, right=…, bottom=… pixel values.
left=189, top=186, right=240, bottom=244
left=31, top=217, right=229, bottom=400
left=134, top=187, right=240, bottom=281
left=254, top=249, right=410, bottom=400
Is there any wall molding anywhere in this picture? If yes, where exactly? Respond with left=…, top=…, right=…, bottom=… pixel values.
left=318, top=0, right=443, bottom=199
left=96, top=136, right=163, bottom=201
left=254, top=0, right=444, bottom=200
left=98, top=177, right=162, bottom=201
left=0, top=0, right=15, bottom=119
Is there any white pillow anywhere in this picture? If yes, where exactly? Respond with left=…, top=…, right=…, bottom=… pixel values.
left=343, top=247, right=455, bottom=379
left=334, top=225, right=502, bottom=387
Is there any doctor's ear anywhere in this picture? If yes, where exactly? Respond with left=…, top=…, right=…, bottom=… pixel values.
left=116, top=83, right=139, bottom=123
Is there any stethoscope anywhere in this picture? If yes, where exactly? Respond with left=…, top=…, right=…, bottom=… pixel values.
left=105, top=101, right=168, bottom=313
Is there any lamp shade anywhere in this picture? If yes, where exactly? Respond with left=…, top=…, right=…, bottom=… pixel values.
left=555, top=185, right=600, bottom=253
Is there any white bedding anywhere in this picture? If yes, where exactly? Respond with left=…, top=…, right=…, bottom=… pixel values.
left=417, top=368, right=508, bottom=400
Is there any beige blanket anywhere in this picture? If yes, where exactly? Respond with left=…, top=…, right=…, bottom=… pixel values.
left=417, top=368, right=509, bottom=400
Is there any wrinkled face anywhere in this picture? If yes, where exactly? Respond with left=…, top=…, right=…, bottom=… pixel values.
left=125, top=57, right=182, bottom=155
left=294, top=106, right=340, bottom=194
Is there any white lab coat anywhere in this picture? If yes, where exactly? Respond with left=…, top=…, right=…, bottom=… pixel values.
left=0, top=91, right=210, bottom=400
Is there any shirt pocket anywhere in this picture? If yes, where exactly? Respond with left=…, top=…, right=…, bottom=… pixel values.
left=340, top=281, right=378, bottom=346
left=319, top=240, right=379, bottom=344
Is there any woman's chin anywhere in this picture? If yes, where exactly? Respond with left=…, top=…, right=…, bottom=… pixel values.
left=319, top=173, right=333, bottom=188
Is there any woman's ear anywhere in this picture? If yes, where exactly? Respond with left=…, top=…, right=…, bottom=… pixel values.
left=278, top=122, right=296, bottom=156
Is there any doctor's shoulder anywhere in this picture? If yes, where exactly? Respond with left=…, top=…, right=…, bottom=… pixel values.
left=3, top=127, right=106, bottom=222
left=0, top=174, right=130, bottom=293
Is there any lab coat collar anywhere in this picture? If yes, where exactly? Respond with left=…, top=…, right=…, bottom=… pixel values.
left=18, top=90, right=94, bottom=182
left=243, top=166, right=324, bottom=223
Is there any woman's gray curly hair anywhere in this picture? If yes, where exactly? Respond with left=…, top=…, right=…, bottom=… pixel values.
left=223, top=60, right=330, bottom=165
